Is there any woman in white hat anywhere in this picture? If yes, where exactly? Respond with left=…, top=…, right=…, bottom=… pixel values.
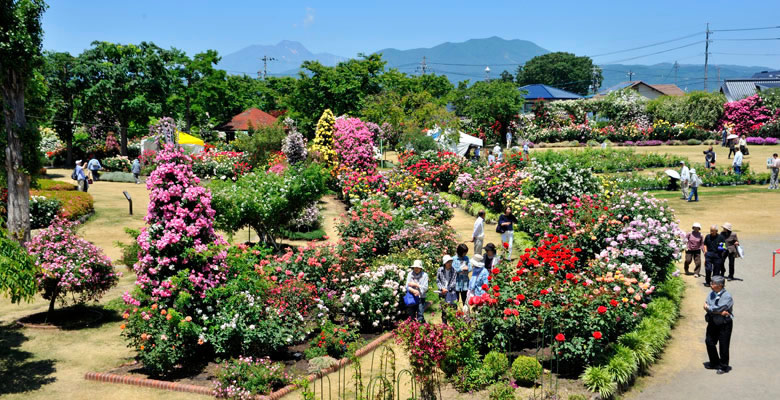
left=687, top=168, right=700, bottom=202
left=684, top=222, right=704, bottom=276
left=405, top=260, right=429, bottom=322
left=437, top=255, right=458, bottom=324
left=467, top=254, right=490, bottom=300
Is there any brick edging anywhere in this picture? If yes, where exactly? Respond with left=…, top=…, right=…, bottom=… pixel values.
left=83, top=330, right=395, bottom=398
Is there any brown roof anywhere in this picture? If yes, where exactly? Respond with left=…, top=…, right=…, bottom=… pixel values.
left=650, top=84, right=685, bottom=96
left=218, top=108, right=278, bottom=131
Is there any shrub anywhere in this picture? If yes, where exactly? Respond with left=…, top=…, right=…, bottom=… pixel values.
left=36, top=179, right=75, bottom=191
left=304, top=322, right=362, bottom=360
left=26, top=217, right=119, bottom=316
left=311, top=109, right=337, bottom=168
left=488, top=381, right=516, bottom=400
left=115, top=228, right=141, bottom=268
left=523, top=160, right=600, bottom=204
left=342, top=264, right=407, bottom=331
left=29, top=195, right=62, bottom=229
left=103, top=156, right=132, bottom=172
left=31, top=190, right=93, bottom=220
left=336, top=197, right=396, bottom=259
left=0, top=235, right=38, bottom=304
left=511, top=356, right=542, bottom=387
left=482, top=351, right=509, bottom=381
left=281, top=124, right=308, bottom=165
left=721, top=95, right=773, bottom=136
left=307, top=356, right=339, bottom=374
left=686, top=139, right=702, bottom=145
left=99, top=172, right=138, bottom=183
left=581, top=366, right=617, bottom=399
left=231, top=125, right=286, bottom=168
left=394, top=320, right=458, bottom=399
left=214, top=356, right=291, bottom=398
left=333, top=117, right=376, bottom=172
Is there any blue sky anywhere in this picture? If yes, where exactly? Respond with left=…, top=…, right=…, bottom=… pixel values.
left=43, top=0, right=779, bottom=68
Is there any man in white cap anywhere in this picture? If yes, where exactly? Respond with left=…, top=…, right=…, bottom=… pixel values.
left=437, top=255, right=457, bottom=324
left=687, top=168, right=701, bottom=202
left=721, top=223, right=740, bottom=281
left=405, top=260, right=429, bottom=322
left=680, top=161, right=690, bottom=200
left=685, top=222, right=704, bottom=276
left=703, top=275, right=734, bottom=374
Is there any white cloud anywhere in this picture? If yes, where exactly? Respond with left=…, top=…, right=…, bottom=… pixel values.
left=303, top=7, right=315, bottom=27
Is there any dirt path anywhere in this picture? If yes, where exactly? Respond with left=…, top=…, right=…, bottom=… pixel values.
left=448, top=205, right=504, bottom=257
left=626, top=189, right=780, bottom=399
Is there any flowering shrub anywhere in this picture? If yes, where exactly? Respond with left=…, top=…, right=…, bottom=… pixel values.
left=29, top=195, right=61, bottom=229
left=191, top=150, right=253, bottom=181
left=105, top=132, right=120, bottom=154
left=721, top=95, right=773, bottom=136
left=282, top=124, right=307, bottom=164
left=286, top=202, right=320, bottom=231
left=746, top=136, right=779, bottom=145
left=336, top=197, right=396, bottom=259
left=214, top=356, right=291, bottom=399
left=39, top=127, right=63, bottom=160
left=311, top=109, right=337, bottom=168
left=149, top=117, right=177, bottom=144
left=333, top=117, right=376, bottom=172
left=26, top=217, right=118, bottom=314
left=304, top=321, right=362, bottom=359
left=399, top=150, right=468, bottom=191
left=335, top=165, right=387, bottom=202
left=451, top=162, right=527, bottom=213
left=30, top=190, right=93, bottom=221
left=388, top=188, right=453, bottom=223
left=389, top=220, right=457, bottom=269
left=341, top=264, right=408, bottom=331
left=261, top=242, right=368, bottom=291
left=523, top=160, right=600, bottom=204
left=395, top=320, right=458, bottom=399
left=123, top=145, right=228, bottom=376
left=102, top=156, right=132, bottom=172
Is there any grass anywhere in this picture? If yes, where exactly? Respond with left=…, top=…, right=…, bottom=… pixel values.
left=279, top=228, right=327, bottom=241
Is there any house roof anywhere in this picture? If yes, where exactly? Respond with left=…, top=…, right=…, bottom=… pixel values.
left=519, top=84, right=583, bottom=100
left=650, top=84, right=685, bottom=96
left=218, top=108, right=278, bottom=131
left=721, top=79, right=780, bottom=102
left=596, top=81, right=666, bottom=98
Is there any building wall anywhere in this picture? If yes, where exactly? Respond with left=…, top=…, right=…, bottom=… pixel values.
left=635, top=84, right=662, bottom=100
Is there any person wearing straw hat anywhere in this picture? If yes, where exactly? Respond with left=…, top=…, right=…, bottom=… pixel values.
left=721, top=223, right=740, bottom=281
left=679, top=161, right=690, bottom=200
left=703, top=275, right=734, bottom=374
left=405, top=260, right=429, bottom=322
left=437, top=255, right=458, bottom=324
left=685, top=223, right=704, bottom=277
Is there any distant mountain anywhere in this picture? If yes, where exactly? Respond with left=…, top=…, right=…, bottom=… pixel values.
left=218, top=40, right=345, bottom=76
left=375, top=36, right=549, bottom=82
left=217, top=38, right=773, bottom=93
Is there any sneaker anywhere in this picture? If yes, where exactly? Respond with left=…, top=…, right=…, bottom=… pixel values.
left=703, top=362, right=718, bottom=370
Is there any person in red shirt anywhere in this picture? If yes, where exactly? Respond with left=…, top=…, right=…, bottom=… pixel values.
left=685, top=222, right=704, bottom=277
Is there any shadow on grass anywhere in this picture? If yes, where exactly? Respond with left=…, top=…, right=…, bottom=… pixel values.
left=0, top=324, right=56, bottom=395
left=17, top=304, right=122, bottom=331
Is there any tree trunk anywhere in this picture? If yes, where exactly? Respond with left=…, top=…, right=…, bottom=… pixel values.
left=120, top=124, right=128, bottom=156
left=185, top=90, right=192, bottom=133
left=65, top=131, right=73, bottom=166
left=46, top=289, right=58, bottom=322
left=1, top=69, right=31, bottom=244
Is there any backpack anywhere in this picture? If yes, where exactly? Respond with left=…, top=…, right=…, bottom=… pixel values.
left=71, top=169, right=78, bottom=180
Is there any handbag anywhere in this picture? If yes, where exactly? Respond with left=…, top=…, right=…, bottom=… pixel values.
left=403, top=291, right=419, bottom=306
left=737, top=245, right=745, bottom=258
left=445, top=291, right=458, bottom=303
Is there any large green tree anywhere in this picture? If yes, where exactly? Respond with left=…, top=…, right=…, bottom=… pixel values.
left=286, top=53, right=386, bottom=135
left=0, top=0, right=47, bottom=243
left=77, top=41, right=177, bottom=155
left=43, top=50, right=82, bottom=165
left=516, top=52, right=602, bottom=96
left=451, top=80, right=524, bottom=135
left=168, top=49, right=229, bottom=133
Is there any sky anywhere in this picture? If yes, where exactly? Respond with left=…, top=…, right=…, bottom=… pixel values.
left=42, top=0, right=780, bottom=69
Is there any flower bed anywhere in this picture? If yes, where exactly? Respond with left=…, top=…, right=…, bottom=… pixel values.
left=30, top=189, right=93, bottom=221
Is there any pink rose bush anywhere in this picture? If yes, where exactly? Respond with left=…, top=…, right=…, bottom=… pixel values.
left=26, top=216, right=119, bottom=315
left=333, top=117, right=376, bottom=173
left=721, top=95, right=773, bottom=136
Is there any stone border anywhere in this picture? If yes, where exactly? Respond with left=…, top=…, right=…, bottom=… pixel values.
left=84, top=330, right=395, bottom=398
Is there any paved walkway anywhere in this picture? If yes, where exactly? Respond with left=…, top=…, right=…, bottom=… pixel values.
left=629, top=234, right=780, bottom=399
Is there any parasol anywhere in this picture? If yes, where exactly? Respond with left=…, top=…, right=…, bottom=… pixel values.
left=727, top=134, right=738, bottom=139
left=665, top=169, right=681, bottom=180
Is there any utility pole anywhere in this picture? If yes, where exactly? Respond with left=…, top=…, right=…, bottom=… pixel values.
left=419, top=56, right=428, bottom=75
left=259, top=55, right=276, bottom=80
left=704, top=23, right=710, bottom=91
left=673, top=61, right=679, bottom=85
left=627, top=70, right=635, bottom=81
left=485, top=66, right=491, bottom=81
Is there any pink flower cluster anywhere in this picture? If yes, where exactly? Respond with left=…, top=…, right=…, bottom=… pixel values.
left=721, top=95, right=773, bottom=136
left=132, top=145, right=228, bottom=302
left=333, top=117, right=376, bottom=173
left=26, top=216, right=119, bottom=304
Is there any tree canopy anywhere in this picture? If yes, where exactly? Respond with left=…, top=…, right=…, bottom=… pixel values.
left=516, top=52, right=602, bottom=96
left=451, top=80, right=525, bottom=134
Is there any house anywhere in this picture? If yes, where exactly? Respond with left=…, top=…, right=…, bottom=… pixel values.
left=519, top=84, right=583, bottom=112
left=217, top=108, right=278, bottom=141
left=720, top=77, right=780, bottom=102
left=596, top=81, right=685, bottom=100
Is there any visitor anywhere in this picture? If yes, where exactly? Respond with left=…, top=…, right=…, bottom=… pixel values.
left=721, top=223, right=740, bottom=281
left=453, top=244, right=471, bottom=306
left=680, top=161, right=690, bottom=200
left=497, top=207, right=517, bottom=260
left=684, top=222, right=704, bottom=277
left=732, top=149, right=743, bottom=176
left=721, top=127, right=727, bottom=147
left=523, top=141, right=530, bottom=159
left=702, top=225, right=726, bottom=285
left=506, top=131, right=513, bottom=149
left=467, top=253, right=489, bottom=301
left=87, top=156, right=102, bottom=181
left=488, top=150, right=496, bottom=165
left=687, top=168, right=701, bottom=202
left=471, top=210, right=485, bottom=255
left=703, top=275, right=734, bottom=375
left=493, top=144, right=502, bottom=162
left=738, top=135, right=748, bottom=155
left=483, top=243, right=497, bottom=270
left=474, top=146, right=481, bottom=160
left=132, top=158, right=141, bottom=184
left=703, top=146, right=716, bottom=169
left=74, top=160, right=89, bottom=192
left=405, top=260, right=429, bottom=322
left=768, top=153, right=779, bottom=190
left=437, top=255, right=458, bottom=324
left=727, top=137, right=736, bottom=159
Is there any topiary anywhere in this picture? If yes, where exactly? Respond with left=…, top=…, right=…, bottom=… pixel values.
left=511, top=355, right=542, bottom=387
left=311, top=109, right=337, bottom=168
left=482, top=351, right=510, bottom=381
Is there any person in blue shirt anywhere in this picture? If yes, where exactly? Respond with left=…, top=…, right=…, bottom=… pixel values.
left=74, top=161, right=89, bottom=192
left=497, top=208, right=518, bottom=260
left=523, top=141, right=530, bottom=159
left=468, top=254, right=489, bottom=298
left=453, top=244, right=471, bottom=306
left=87, top=157, right=102, bottom=181
left=703, top=276, right=734, bottom=374
left=405, top=260, right=429, bottom=322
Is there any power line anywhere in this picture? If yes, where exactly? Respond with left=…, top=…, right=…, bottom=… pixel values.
left=713, top=38, right=780, bottom=41
left=711, top=25, right=780, bottom=32
left=589, top=31, right=703, bottom=58
left=710, top=52, right=780, bottom=56
left=601, top=41, right=704, bottom=64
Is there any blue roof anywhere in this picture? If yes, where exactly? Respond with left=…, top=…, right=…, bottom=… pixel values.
left=519, top=84, right=583, bottom=100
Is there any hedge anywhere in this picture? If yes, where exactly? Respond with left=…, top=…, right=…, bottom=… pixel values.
left=36, top=179, right=76, bottom=191
left=30, top=190, right=93, bottom=221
